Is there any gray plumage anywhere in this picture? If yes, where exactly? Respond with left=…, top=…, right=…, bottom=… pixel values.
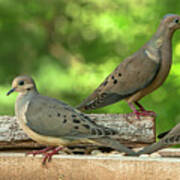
left=8, top=75, right=136, bottom=155
left=77, top=14, right=180, bottom=115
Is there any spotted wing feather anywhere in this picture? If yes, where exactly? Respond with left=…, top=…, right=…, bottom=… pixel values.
left=25, top=94, right=117, bottom=139
left=77, top=48, right=161, bottom=110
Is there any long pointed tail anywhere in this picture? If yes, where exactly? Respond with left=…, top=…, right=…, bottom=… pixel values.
left=96, top=138, right=137, bottom=156
left=137, top=141, right=168, bottom=155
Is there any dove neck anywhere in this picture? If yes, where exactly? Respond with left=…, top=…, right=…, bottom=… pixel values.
left=18, top=89, right=39, bottom=98
left=153, top=24, right=176, bottom=42
left=15, top=89, right=39, bottom=119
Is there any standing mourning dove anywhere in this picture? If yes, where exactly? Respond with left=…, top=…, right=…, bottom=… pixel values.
left=77, top=14, right=180, bottom=117
left=137, top=123, right=180, bottom=155
left=7, top=75, right=136, bottom=164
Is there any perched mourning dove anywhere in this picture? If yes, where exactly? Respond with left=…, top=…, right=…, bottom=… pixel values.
left=77, top=14, right=180, bottom=117
left=7, top=75, right=136, bottom=164
left=137, top=123, right=180, bottom=155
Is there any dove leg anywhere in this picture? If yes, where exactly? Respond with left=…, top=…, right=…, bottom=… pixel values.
left=135, top=102, right=156, bottom=117
left=26, top=146, right=55, bottom=156
left=128, top=102, right=142, bottom=119
left=134, top=102, right=145, bottom=111
left=43, top=146, right=63, bottom=165
left=128, top=102, right=155, bottom=118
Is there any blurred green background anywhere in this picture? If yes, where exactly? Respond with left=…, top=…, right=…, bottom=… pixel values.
left=0, top=0, right=180, bottom=135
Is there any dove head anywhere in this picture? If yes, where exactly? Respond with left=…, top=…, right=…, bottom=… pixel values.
left=156, top=14, right=180, bottom=37
left=154, top=14, right=180, bottom=39
left=162, top=14, right=180, bottom=30
left=7, top=76, right=37, bottom=96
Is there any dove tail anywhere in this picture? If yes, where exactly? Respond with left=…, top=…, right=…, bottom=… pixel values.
left=137, top=141, right=167, bottom=155
left=158, top=130, right=170, bottom=139
left=95, top=138, right=137, bottom=156
left=76, top=94, right=107, bottom=111
left=77, top=93, right=125, bottom=111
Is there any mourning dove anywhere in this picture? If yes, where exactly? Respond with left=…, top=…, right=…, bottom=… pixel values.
left=7, top=75, right=136, bottom=164
left=77, top=14, right=180, bottom=117
left=137, top=123, right=180, bottom=155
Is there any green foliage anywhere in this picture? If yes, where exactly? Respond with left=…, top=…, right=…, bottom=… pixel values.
left=0, top=0, right=180, bottom=137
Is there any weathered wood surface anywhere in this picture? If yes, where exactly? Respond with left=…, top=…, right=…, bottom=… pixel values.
left=0, top=152, right=180, bottom=180
left=0, top=114, right=155, bottom=149
left=159, top=148, right=180, bottom=157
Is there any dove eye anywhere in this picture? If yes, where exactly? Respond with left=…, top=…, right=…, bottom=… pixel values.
left=18, top=81, right=24, bottom=86
left=174, top=18, right=179, bottom=24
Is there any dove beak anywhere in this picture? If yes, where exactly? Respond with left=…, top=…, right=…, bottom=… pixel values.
left=7, top=88, right=16, bottom=96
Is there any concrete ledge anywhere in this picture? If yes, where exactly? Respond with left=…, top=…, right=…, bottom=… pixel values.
left=0, top=152, right=180, bottom=180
